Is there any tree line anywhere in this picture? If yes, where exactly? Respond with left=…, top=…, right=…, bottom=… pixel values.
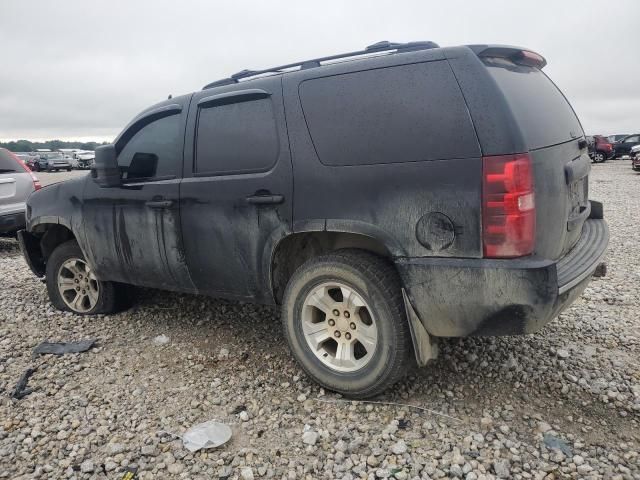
left=0, top=139, right=109, bottom=152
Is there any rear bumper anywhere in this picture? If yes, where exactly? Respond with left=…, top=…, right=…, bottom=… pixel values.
left=0, top=211, right=26, bottom=234
left=396, top=217, right=608, bottom=337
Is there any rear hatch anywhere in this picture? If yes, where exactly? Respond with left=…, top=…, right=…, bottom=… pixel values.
left=0, top=150, right=34, bottom=215
left=483, top=56, right=589, bottom=261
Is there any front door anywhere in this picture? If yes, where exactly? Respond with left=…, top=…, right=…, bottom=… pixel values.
left=180, top=77, right=293, bottom=301
left=82, top=97, right=194, bottom=291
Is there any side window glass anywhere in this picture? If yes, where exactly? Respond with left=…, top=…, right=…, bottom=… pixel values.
left=298, top=61, right=480, bottom=166
left=195, top=98, right=278, bottom=175
left=117, top=114, right=182, bottom=181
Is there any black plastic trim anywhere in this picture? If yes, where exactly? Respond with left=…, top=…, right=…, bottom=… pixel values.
left=557, top=219, right=608, bottom=294
left=197, top=89, right=271, bottom=108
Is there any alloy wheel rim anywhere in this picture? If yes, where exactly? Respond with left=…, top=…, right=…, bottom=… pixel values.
left=57, top=258, right=99, bottom=313
left=301, top=282, right=378, bottom=372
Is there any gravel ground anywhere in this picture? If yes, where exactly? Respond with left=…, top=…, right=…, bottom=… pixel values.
left=0, top=161, right=638, bottom=480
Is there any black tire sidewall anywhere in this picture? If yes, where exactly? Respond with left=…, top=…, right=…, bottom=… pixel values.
left=283, top=257, right=405, bottom=396
left=45, top=240, right=115, bottom=315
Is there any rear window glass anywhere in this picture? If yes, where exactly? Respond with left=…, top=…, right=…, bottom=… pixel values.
left=0, top=150, right=19, bottom=173
left=484, top=58, right=583, bottom=149
left=299, top=61, right=480, bottom=166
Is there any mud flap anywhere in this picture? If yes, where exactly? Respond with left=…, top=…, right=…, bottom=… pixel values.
left=402, top=288, right=438, bottom=367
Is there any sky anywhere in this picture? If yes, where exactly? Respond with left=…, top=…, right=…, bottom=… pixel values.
left=1, top=0, right=639, bottom=142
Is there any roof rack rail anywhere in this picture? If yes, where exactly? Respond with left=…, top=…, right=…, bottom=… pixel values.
left=202, top=40, right=439, bottom=90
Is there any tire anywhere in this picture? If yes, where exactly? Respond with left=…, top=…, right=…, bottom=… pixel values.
left=593, top=151, right=606, bottom=163
left=282, top=249, right=412, bottom=398
left=46, top=240, right=121, bottom=315
left=67, top=168, right=72, bottom=172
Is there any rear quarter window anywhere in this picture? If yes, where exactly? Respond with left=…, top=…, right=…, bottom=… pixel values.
left=0, top=150, right=19, bottom=173
left=484, top=58, right=584, bottom=149
left=299, top=61, right=480, bottom=166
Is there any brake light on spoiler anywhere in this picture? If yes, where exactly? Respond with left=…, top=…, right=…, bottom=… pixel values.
left=482, top=153, right=536, bottom=258
left=471, top=45, right=547, bottom=69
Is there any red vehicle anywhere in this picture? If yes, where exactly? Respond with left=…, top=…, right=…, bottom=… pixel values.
left=587, top=135, right=614, bottom=163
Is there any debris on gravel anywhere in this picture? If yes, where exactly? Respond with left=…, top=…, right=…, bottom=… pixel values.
left=0, top=161, right=639, bottom=478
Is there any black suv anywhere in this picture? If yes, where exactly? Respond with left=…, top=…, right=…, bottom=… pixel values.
left=18, top=41, right=608, bottom=397
left=613, top=134, right=640, bottom=158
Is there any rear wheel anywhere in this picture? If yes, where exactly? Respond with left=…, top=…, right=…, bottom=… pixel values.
left=282, top=250, right=412, bottom=398
left=593, top=151, right=606, bottom=163
left=46, top=240, right=123, bottom=314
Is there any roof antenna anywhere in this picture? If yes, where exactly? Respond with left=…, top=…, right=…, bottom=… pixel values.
left=167, top=94, right=173, bottom=99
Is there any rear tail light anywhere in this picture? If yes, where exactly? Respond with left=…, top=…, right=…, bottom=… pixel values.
left=482, top=153, right=535, bottom=258
left=11, top=153, right=42, bottom=191
left=30, top=172, right=42, bottom=191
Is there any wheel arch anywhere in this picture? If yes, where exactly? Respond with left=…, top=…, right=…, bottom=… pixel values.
left=269, top=226, right=402, bottom=305
left=20, top=219, right=78, bottom=277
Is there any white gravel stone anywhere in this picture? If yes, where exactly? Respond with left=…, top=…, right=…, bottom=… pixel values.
left=302, top=430, right=318, bottom=446
left=391, top=439, right=407, bottom=455
left=80, top=460, right=94, bottom=473
left=240, top=466, right=254, bottom=480
left=152, top=334, right=170, bottom=345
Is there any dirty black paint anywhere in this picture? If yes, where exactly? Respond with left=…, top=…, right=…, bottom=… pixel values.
left=20, top=45, right=608, bottom=342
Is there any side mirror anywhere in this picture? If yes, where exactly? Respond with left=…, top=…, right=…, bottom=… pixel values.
left=92, top=144, right=121, bottom=188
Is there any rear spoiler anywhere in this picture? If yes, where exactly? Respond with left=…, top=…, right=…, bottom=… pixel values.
left=467, top=45, right=547, bottom=68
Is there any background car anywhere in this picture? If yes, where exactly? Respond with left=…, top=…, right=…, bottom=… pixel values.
left=631, top=144, right=640, bottom=171
left=33, top=152, right=73, bottom=172
left=613, top=134, right=640, bottom=158
left=75, top=151, right=95, bottom=169
left=608, top=134, right=629, bottom=144
left=0, top=148, right=41, bottom=235
left=587, top=135, right=613, bottom=162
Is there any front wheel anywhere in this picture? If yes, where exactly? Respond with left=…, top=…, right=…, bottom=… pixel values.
left=46, top=240, right=122, bottom=314
left=282, top=250, right=412, bottom=398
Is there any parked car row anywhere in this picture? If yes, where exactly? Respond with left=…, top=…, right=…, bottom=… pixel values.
left=13, top=150, right=95, bottom=172
left=587, top=134, right=640, bottom=163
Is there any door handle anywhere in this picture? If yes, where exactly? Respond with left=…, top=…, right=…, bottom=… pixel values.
left=145, top=200, right=173, bottom=209
left=245, top=194, right=284, bottom=205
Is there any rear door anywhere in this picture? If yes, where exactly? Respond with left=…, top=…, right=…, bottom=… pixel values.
left=180, top=77, right=293, bottom=301
left=482, top=57, right=589, bottom=260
